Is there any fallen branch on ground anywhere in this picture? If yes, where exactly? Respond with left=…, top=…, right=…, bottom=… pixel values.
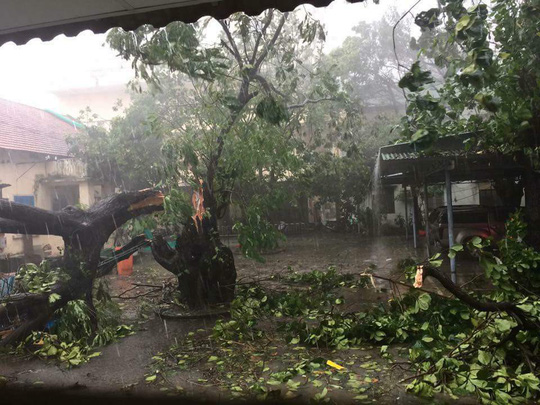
left=418, top=265, right=539, bottom=332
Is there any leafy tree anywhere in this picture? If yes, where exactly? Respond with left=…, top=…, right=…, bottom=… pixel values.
left=67, top=99, right=164, bottom=191
left=303, top=147, right=370, bottom=231
left=328, top=9, right=416, bottom=114
left=105, top=9, right=351, bottom=308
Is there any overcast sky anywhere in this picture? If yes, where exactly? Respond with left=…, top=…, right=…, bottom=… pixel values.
left=0, top=0, right=434, bottom=110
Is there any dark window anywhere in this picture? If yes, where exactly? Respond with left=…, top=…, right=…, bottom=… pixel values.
left=51, top=185, right=80, bottom=211
left=381, top=187, right=395, bottom=214
left=441, top=210, right=488, bottom=224
left=479, top=189, right=502, bottom=206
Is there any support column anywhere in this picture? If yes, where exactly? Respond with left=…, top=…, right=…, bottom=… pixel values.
left=404, top=185, right=409, bottom=241
left=445, top=169, right=456, bottom=283
left=423, top=181, right=431, bottom=257
left=411, top=187, right=418, bottom=249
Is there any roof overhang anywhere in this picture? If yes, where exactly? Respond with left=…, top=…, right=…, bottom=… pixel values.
left=378, top=134, right=524, bottom=185
left=0, top=0, right=363, bottom=46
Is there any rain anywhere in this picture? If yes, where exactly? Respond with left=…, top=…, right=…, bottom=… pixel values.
left=0, top=0, right=539, bottom=404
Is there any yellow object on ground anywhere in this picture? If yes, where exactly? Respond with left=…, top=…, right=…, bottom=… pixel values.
left=326, top=360, right=345, bottom=370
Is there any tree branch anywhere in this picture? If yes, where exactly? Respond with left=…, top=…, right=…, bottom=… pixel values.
left=218, top=20, right=244, bottom=69
left=287, top=96, right=335, bottom=110
left=251, top=9, right=274, bottom=65
left=421, top=266, right=539, bottom=331
left=0, top=219, right=51, bottom=236
left=0, top=200, right=82, bottom=236
left=253, top=74, right=286, bottom=97
left=253, top=13, right=288, bottom=72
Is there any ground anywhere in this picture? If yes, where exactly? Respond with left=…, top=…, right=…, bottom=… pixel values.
left=0, top=233, right=482, bottom=404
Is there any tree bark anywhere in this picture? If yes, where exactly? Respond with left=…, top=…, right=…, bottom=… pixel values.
left=421, top=266, right=539, bottom=332
left=0, top=189, right=164, bottom=346
left=524, top=161, right=540, bottom=249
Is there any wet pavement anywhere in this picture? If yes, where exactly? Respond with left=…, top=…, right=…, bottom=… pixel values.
left=0, top=232, right=486, bottom=402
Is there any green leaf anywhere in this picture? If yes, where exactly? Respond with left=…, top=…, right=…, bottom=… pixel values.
left=494, top=318, right=513, bottom=333
left=313, top=387, right=328, bottom=401
left=477, top=350, right=491, bottom=365
left=49, top=293, right=61, bottom=304
left=455, top=15, right=471, bottom=33
left=416, top=293, right=432, bottom=311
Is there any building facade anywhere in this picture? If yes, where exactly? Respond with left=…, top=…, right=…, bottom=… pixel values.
left=0, top=98, right=113, bottom=262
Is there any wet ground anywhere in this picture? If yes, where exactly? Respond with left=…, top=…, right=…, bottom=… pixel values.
left=0, top=233, right=483, bottom=403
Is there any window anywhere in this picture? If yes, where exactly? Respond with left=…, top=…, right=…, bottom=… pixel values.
left=479, top=188, right=502, bottom=206
left=13, top=195, right=35, bottom=206
left=380, top=186, right=395, bottom=214
left=51, top=185, right=80, bottom=211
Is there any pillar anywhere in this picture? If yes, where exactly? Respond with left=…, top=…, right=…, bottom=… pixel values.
left=445, top=169, right=456, bottom=283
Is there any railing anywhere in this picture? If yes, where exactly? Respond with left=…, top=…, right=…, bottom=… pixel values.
left=218, top=222, right=309, bottom=237
left=47, top=159, right=88, bottom=179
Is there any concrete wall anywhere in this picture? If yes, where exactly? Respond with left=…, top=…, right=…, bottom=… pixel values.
left=376, top=182, right=485, bottom=228
left=52, top=84, right=131, bottom=123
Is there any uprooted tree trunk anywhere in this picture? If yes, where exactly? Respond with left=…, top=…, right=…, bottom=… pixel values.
left=151, top=182, right=236, bottom=310
left=523, top=161, right=540, bottom=249
left=0, top=189, right=164, bottom=346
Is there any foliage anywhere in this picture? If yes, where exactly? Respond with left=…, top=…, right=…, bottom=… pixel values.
left=148, top=212, right=540, bottom=403
left=209, top=267, right=368, bottom=343
left=399, top=0, right=540, bottom=156
left=233, top=204, right=285, bottom=262
left=400, top=213, right=540, bottom=403
left=16, top=280, right=133, bottom=368
left=101, top=9, right=364, bottom=261
left=477, top=211, right=540, bottom=296
left=16, top=261, right=69, bottom=295
left=144, top=268, right=382, bottom=401
left=22, top=331, right=102, bottom=367
left=303, top=148, right=370, bottom=230
left=67, top=102, right=165, bottom=191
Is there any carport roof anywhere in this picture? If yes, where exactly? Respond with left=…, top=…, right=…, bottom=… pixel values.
left=378, top=133, right=524, bottom=185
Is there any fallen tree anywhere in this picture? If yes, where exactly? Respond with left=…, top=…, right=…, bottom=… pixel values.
left=151, top=183, right=236, bottom=309
left=0, top=189, right=164, bottom=346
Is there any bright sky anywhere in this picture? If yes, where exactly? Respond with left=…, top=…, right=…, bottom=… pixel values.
left=0, top=0, right=433, bottom=111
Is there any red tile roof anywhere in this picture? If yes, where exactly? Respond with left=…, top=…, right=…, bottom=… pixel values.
left=0, top=98, right=79, bottom=157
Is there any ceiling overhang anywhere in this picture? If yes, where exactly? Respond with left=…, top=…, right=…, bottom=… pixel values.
left=0, top=0, right=363, bottom=46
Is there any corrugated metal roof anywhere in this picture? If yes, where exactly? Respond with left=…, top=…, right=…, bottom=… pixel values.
left=379, top=133, right=482, bottom=162
left=0, top=98, right=79, bottom=157
left=380, top=149, right=470, bottom=161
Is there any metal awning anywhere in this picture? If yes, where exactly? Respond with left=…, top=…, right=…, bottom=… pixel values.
left=378, top=133, right=525, bottom=281
left=378, top=133, right=524, bottom=185
left=0, top=0, right=364, bottom=46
